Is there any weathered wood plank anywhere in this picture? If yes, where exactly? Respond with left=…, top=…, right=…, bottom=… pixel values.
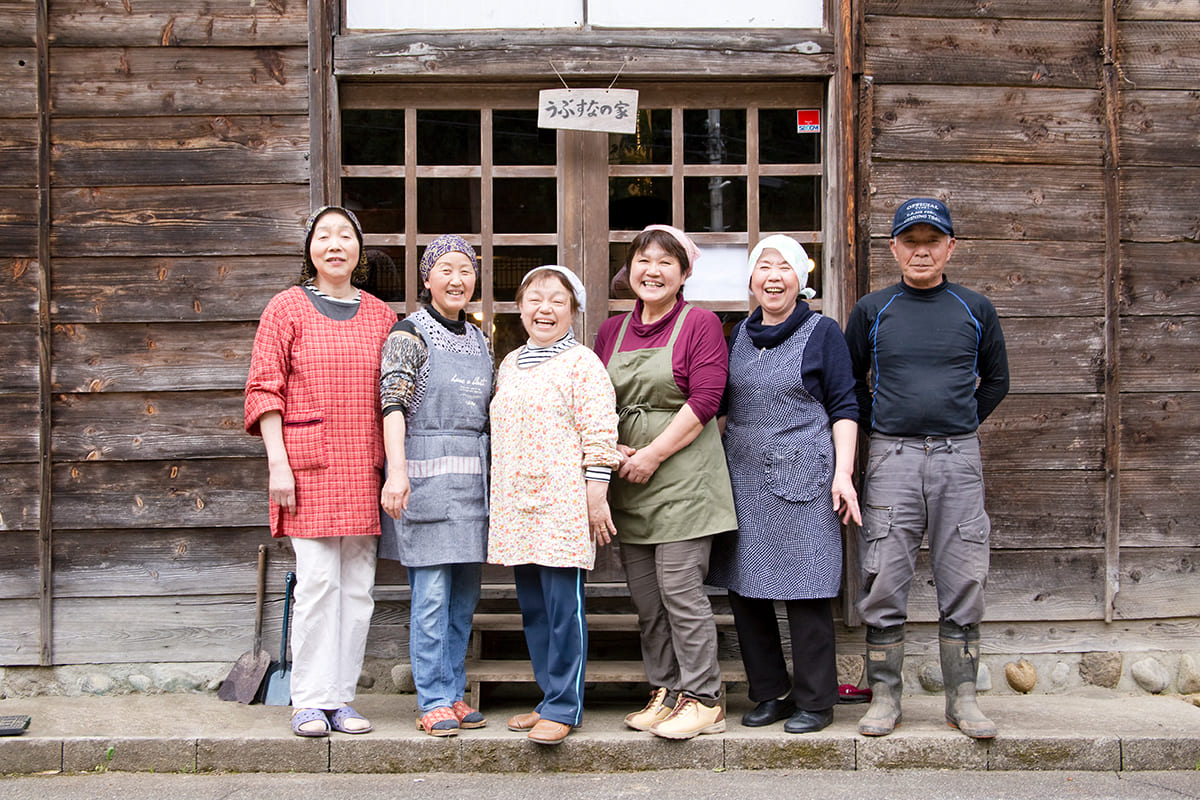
left=0, top=118, right=36, bottom=185
left=0, top=1, right=35, bottom=46
left=1121, top=392, right=1200, bottom=468
left=334, top=30, right=837, bottom=79
left=1, top=257, right=38, bottom=324
left=1114, top=547, right=1200, bottom=619
left=869, top=240, right=1105, bottom=317
left=983, top=469, right=1105, bottom=549
left=50, top=47, right=308, bottom=116
left=52, top=321, right=255, bottom=392
left=0, top=530, right=37, bottom=599
left=0, top=463, right=39, bottom=531
left=1121, top=167, right=1200, bottom=243
left=53, top=390, right=264, bottom=461
left=50, top=185, right=308, bottom=257
left=1120, top=89, right=1200, bottom=167
left=864, top=18, right=1102, bottom=88
left=860, top=617, right=1200, bottom=656
left=1121, top=316, right=1200, bottom=391
left=51, top=528, right=289, bottom=597
left=1121, top=0, right=1200, bottom=20
left=1122, top=243, right=1200, bottom=316
left=866, top=0, right=1101, bottom=19
left=0, top=188, right=38, bottom=256
left=51, top=593, right=286, bottom=663
left=1118, top=21, right=1200, bottom=90
left=49, top=0, right=308, bottom=47
left=0, top=600, right=41, bottom=664
left=904, top=549, right=1105, bottom=622
left=51, top=115, right=310, bottom=187
left=0, top=47, right=36, bottom=114
left=872, top=86, right=1103, bottom=165
left=52, top=457, right=268, bottom=530
left=978, top=394, right=1104, bottom=471
left=999, top=316, right=1104, bottom=394
left=1122, top=468, right=1200, bottom=547
left=868, top=165, right=1105, bottom=241
left=52, top=256, right=294, bottom=323
left=0, top=393, right=38, bottom=461
left=0, top=324, right=38, bottom=392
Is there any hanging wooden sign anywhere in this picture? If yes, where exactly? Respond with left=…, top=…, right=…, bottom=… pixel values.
left=538, top=89, right=639, bottom=134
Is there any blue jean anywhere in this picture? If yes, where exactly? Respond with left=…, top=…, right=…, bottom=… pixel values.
left=407, top=562, right=482, bottom=712
left=514, top=564, right=587, bottom=727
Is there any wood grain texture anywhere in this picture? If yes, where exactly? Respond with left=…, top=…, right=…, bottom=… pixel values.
left=866, top=0, right=1102, bottom=19
left=0, top=531, right=38, bottom=599
left=0, top=188, right=38, bottom=256
left=1121, top=392, right=1200, bottom=467
left=0, top=463, right=39, bottom=531
left=871, top=85, right=1104, bottom=165
left=51, top=256, right=295, bottom=323
left=52, top=321, right=255, bottom=393
left=48, top=0, right=307, bottom=47
left=983, top=469, right=1105, bottom=548
left=0, top=600, right=40, bottom=664
left=50, top=47, right=308, bottom=116
left=868, top=240, right=1105, bottom=317
left=52, top=390, right=263, bottom=461
left=864, top=17, right=1102, bottom=88
left=334, top=30, right=837, bottom=79
left=0, top=324, right=38, bottom=392
left=0, top=257, right=38, bottom=324
left=1121, top=243, right=1200, bottom=315
left=1120, top=89, right=1200, bottom=167
left=0, top=1, right=35, bottom=46
left=1122, top=468, right=1200, bottom=547
left=1001, top=316, right=1105, bottom=394
left=0, top=118, right=37, bottom=186
left=1120, top=317, right=1200, bottom=391
left=0, top=393, right=38, bottom=461
left=50, top=185, right=309, bottom=257
left=978, top=394, right=1104, bottom=470
left=1118, top=21, right=1200, bottom=89
left=1120, top=0, right=1200, bottom=21
left=0, top=47, right=36, bottom=114
left=51, top=457, right=267, bottom=530
left=51, top=115, right=310, bottom=187
left=867, top=164, right=1105, bottom=241
left=1114, top=547, right=1200, bottom=618
left=1121, top=167, right=1200, bottom=242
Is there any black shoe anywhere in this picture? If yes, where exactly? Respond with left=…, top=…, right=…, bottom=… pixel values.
left=741, top=698, right=796, bottom=727
left=784, top=708, right=833, bottom=734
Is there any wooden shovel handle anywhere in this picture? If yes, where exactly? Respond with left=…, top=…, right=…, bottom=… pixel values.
left=252, top=544, right=267, bottom=651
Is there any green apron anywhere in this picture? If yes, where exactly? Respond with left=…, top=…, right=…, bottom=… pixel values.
left=606, top=305, right=738, bottom=545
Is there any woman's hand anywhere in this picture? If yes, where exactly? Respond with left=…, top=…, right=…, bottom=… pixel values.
left=381, top=472, right=411, bottom=519
left=586, top=481, right=617, bottom=546
left=617, top=445, right=664, bottom=484
left=268, top=462, right=297, bottom=514
left=831, top=471, right=861, bottom=526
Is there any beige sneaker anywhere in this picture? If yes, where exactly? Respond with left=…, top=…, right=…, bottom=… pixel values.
left=624, top=686, right=671, bottom=731
left=649, top=695, right=725, bottom=739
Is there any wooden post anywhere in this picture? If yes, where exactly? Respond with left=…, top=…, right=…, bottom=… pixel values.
left=308, top=0, right=338, bottom=208
left=35, top=0, right=53, bottom=666
left=1101, top=0, right=1122, bottom=623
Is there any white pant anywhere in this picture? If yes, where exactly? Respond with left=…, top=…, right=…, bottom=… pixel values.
left=289, top=535, right=378, bottom=708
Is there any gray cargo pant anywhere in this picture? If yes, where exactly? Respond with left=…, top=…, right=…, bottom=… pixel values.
left=856, top=433, right=991, bottom=629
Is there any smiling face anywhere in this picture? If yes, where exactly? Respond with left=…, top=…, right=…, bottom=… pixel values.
left=890, top=223, right=956, bottom=290
left=628, top=240, right=687, bottom=315
left=518, top=274, right=575, bottom=347
left=749, top=247, right=802, bottom=325
left=308, top=211, right=361, bottom=295
left=423, top=250, right=476, bottom=318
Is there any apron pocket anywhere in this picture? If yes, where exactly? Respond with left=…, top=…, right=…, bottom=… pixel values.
left=513, top=473, right=553, bottom=514
left=282, top=413, right=328, bottom=471
left=765, top=447, right=830, bottom=502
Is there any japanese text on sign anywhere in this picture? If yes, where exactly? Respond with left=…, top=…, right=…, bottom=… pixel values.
left=537, top=89, right=639, bottom=134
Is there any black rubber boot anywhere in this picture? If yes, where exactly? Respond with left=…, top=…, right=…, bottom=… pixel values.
left=939, top=621, right=997, bottom=739
left=857, top=624, right=904, bottom=736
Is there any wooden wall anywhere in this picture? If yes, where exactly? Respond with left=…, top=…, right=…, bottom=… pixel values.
left=860, top=0, right=1200, bottom=651
left=0, top=0, right=310, bottom=665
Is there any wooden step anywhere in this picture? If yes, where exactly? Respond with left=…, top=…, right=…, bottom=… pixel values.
left=471, top=612, right=736, bottom=631
left=464, top=658, right=747, bottom=708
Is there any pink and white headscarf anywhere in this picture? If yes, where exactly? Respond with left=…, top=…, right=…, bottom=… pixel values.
left=642, top=224, right=702, bottom=271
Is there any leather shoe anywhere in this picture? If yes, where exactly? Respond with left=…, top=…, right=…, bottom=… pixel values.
left=506, top=710, right=540, bottom=731
left=527, top=719, right=572, bottom=745
left=784, top=708, right=833, bottom=734
left=741, top=698, right=796, bottom=727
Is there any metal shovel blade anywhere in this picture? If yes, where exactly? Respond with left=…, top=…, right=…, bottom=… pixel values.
left=217, top=545, right=271, bottom=704
left=262, top=571, right=296, bottom=706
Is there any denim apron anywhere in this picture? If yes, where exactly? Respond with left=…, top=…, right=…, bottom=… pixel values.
left=606, top=305, right=737, bottom=544
left=377, top=308, right=491, bottom=566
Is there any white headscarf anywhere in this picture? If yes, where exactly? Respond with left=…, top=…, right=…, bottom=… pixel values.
left=747, top=234, right=817, bottom=300
left=520, top=265, right=587, bottom=307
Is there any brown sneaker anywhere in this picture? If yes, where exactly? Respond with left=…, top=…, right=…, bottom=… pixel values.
left=649, top=695, right=725, bottom=740
left=624, top=686, right=671, bottom=731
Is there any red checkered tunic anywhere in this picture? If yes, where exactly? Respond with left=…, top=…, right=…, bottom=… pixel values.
left=245, top=286, right=397, bottom=538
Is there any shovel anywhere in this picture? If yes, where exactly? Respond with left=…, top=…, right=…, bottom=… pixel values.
left=217, top=544, right=271, bottom=703
left=261, top=570, right=296, bottom=706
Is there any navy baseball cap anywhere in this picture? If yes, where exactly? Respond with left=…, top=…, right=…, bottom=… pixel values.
left=891, top=198, right=954, bottom=237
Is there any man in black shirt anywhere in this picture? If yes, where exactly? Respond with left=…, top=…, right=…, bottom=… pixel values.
left=844, top=198, right=1009, bottom=739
